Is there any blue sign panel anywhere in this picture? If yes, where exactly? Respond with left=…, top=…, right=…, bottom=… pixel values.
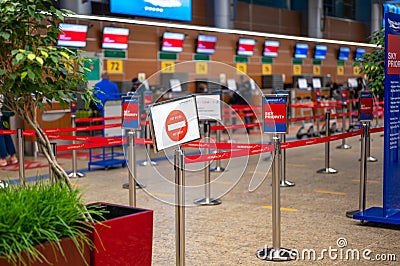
left=383, top=12, right=400, bottom=216
left=353, top=11, right=400, bottom=224
left=262, top=95, right=288, bottom=134
left=122, top=96, right=140, bottom=130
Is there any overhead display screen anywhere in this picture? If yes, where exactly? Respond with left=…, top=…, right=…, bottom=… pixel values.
left=355, top=48, right=366, bottom=61
left=294, top=43, right=309, bottom=59
left=57, top=23, right=88, bottom=48
left=102, top=27, right=130, bottom=50
left=314, top=44, right=327, bottom=60
left=263, top=40, right=279, bottom=57
left=196, top=35, right=217, bottom=54
left=237, top=38, right=256, bottom=56
left=161, top=32, right=185, bottom=53
left=110, top=0, right=192, bottom=22
left=338, top=47, right=351, bottom=60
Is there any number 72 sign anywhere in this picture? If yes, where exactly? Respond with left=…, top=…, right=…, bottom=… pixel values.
left=107, top=59, right=123, bottom=73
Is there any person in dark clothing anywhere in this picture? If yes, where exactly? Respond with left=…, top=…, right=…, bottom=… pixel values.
left=130, top=77, right=142, bottom=92
left=0, top=99, right=17, bottom=166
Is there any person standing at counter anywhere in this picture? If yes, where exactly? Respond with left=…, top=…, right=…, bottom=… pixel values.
left=93, top=71, right=121, bottom=112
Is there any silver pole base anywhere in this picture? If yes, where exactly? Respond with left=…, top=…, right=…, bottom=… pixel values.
left=367, top=156, right=378, bottom=162
left=336, top=144, right=352, bottom=149
left=345, top=209, right=359, bottom=218
left=210, top=166, right=225, bottom=172
left=122, top=182, right=146, bottom=189
left=140, top=160, right=158, bottom=166
left=280, top=180, right=295, bottom=187
left=256, top=247, right=297, bottom=261
left=317, top=167, right=338, bottom=174
left=193, top=197, right=222, bottom=206
left=68, top=172, right=85, bottom=178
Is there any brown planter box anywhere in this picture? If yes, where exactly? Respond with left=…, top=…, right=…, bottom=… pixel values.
left=0, top=237, right=90, bottom=266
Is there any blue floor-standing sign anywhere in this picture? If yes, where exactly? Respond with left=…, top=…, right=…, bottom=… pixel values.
left=353, top=11, right=400, bottom=224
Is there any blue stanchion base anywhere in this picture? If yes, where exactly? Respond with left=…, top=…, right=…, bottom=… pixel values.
left=353, top=207, right=400, bottom=225
left=88, top=159, right=126, bottom=171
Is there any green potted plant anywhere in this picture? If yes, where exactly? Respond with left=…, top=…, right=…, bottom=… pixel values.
left=0, top=0, right=98, bottom=186
left=0, top=181, right=103, bottom=266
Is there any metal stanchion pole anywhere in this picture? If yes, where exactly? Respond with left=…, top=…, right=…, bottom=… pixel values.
left=123, top=130, right=146, bottom=190
left=175, top=148, right=185, bottom=266
left=194, top=121, right=222, bottom=205
left=140, top=124, right=157, bottom=166
left=17, top=128, right=25, bottom=185
left=210, top=124, right=225, bottom=172
left=348, top=100, right=354, bottom=131
left=366, top=122, right=377, bottom=162
left=346, top=123, right=368, bottom=219
left=128, top=131, right=136, bottom=207
left=337, top=105, right=351, bottom=149
left=280, top=134, right=294, bottom=187
left=257, top=136, right=296, bottom=261
left=317, top=110, right=338, bottom=174
left=68, top=114, right=85, bottom=178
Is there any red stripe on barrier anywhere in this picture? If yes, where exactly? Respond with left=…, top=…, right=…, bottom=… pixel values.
left=370, top=127, right=384, bottom=133
left=76, top=116, right=122, bottom=123
left=0, top=129, right=17, bottom=135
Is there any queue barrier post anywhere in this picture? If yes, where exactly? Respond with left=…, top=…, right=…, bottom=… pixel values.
left=194, top=120, right=222, bottom=205
left=140, top=124, right=158, bottom=166
left=279, top=134, right=294, bottom=187
left=127, top=131, right=137, bottom=207
left=317, top=110, right=338, bottom=174
left=175, top=148, right=185, bottom=266
left=346, top=122, right=369, bottom=220
left=336, top=105, right=352, bottom=149
left=68, top=114, right=85, bottom=178
left=257, top=136, right=296, bottom=261
left=366, top=122, right=378, bottom=162
left=210, top=124, right=226, bottom=172
left=17, top=128, right=25, bottom=185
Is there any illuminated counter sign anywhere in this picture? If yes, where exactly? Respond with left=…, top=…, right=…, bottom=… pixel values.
left=262, top=94, right=288, bottom=134
left=122, top=96, right=140, bottom=130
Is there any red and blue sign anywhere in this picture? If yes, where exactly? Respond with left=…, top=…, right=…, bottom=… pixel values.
left=262, top=94, right=288, bottom=134
left=122, top=96, right=140, bottom=130
left=353, top=11, right=400, bottom=224
left=358, top=92, right=373, bottom=121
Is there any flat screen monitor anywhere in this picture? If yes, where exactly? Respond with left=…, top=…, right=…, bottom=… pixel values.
left=110, top=0, right=192, bottom=22
left=338, top=47, right=350, bottom=61
left=237, top=38, right=256, bottom=56
left=314, top=44, right=327, bottom=60
left=355, top=48, right=366, bottom=61
left=161, top=32, right=185, bottom=53
left=196, top=35, right=217, bottom=54
left=57, top=23, right=88, bottom=48
left=102, top=27, right=130, bottom=50
left=298, top=78, right=308, bottom=90
left=294, top=43, right=309, bottom=59
left=263, top=40, right=279, bottom=57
